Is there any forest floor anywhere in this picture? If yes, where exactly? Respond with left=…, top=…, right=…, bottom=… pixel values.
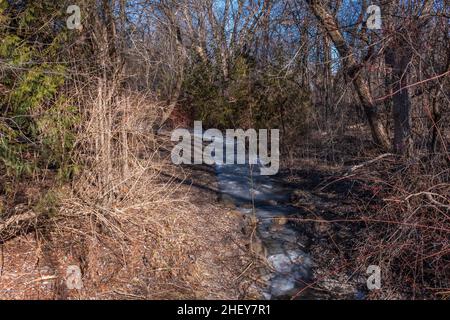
left=275, top=162, right=381, bottom=299
left=0, top=136, right=267, bottom=300
left=0, top=176, right=266, bottom=299
left=277, top=128, right=400, bottom=299
left=1, top=127, right=442, bottom=299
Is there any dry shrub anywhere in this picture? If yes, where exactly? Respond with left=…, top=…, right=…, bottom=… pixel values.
left=281, top=126, right=448, bottom=299
left=36, top=88, right=256, bottom=299
left=351, top=155, right=449, bottom=299
left=48, top=164, right=257, bottom=299
left=52, top=88, right=197, bottom=298
left=51, top=167, right=197, bottom=299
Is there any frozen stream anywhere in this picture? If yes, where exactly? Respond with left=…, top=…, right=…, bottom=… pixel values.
left=191, top=132, right=314, bottom=299
left=215, top=162, right=313, bottom=299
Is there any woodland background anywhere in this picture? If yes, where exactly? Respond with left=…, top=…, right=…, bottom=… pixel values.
left=0, top=0, right=449, bottom=299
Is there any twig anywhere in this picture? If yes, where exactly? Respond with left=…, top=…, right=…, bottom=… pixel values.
left=346, top=153, right=395, bottom=174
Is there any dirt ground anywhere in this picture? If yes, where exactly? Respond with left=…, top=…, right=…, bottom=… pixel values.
left=275, top=128, right=447, bottom=300
left=0, top=161, right=267, bottom=300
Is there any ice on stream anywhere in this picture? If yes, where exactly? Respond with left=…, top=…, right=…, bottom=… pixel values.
left=215, top=156, right=313, bottom=299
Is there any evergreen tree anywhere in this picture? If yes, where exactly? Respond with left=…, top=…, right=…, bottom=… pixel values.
left=0, top=0, right=78, bottom=178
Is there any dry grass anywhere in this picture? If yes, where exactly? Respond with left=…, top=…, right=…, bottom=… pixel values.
left=282, top=127, right=449, bottom=299
left=0, top=151, right=264, bottom=299
left=351, top=156, right=449, bottom=299
left=0, top=91, right=266, bottom=300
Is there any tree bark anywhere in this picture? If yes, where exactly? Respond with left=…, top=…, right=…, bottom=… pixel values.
left=382, top=1, right=435, bottom=155
left=386, top=49, right=413, bottom=154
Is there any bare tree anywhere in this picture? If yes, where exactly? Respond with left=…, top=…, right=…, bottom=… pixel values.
left=305, top=0, right=390, bottom=149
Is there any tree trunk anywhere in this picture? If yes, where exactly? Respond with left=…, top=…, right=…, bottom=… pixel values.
left=383, top=3, right=413, bottom=155
left=390, top=54, right=413, bottom=155
left=306, top=0, right=390, bottom=149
